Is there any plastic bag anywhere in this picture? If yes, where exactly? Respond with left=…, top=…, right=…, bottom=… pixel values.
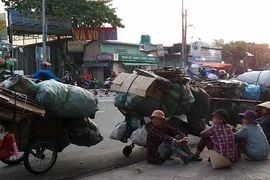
left=241, top=84, right=261, bottom=100
left=130, top=125, right=147, bottom=146
left=110, top=121, right=127, bottom=140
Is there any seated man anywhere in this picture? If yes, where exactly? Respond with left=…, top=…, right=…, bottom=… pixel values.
left=256, top=101, right=270, bottom=144
left=235, top=110, right=269, bottom=161
left=194, top=109, right=237, bottom=162
left=147, top=110, right=201, bottom=165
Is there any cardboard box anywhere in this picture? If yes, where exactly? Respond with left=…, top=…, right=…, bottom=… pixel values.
left=111, top=73, right=163, bottom=100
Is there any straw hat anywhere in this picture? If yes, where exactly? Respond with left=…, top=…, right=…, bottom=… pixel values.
left=256, top=101, right=270, bottom=110
left=208, top=150, right=232, bottom=169
left=150, top=110, right=165, bottom=120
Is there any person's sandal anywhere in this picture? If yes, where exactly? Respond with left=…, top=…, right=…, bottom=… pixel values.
left=192, top=154, right=202, bottom=161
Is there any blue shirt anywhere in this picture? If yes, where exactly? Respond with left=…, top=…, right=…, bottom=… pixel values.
left=32, top=69, right=61, bottom=82
left=234, top=124, right=269, bottom=160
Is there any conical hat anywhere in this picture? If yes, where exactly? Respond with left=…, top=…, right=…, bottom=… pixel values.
left=256, top=101, right=270, bottom=109
left=208, top=150, right=232, bottom=169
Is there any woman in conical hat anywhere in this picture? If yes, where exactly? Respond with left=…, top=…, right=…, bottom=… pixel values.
left=256, top=101, right=270, bottom=144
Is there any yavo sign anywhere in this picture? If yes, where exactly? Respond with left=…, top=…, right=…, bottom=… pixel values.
left=73, top=27, right=117, bottom=41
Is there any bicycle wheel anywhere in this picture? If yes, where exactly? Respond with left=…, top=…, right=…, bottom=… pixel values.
left=23, top=139, right=58, bottom=175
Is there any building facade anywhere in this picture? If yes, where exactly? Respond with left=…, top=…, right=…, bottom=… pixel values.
left=83, top=40, right=158, bottom=81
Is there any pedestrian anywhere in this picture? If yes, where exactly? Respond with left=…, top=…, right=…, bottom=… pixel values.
left=63, top=70, right=73, bottom=84
left=207, top=69, right=218, bottom=80
left=194, top=109, right=237, bottom=162
left=85, top=71, right=92, bottom=81
left=255, top=101, right=270, bottom=144
left=235, top=110, right=269, bottom=161
left=147, top=110, right=202, bottom=165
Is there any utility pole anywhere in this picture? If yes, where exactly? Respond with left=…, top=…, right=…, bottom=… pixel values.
left=184, top=9, right=187, bottom=66
left=42, top=0, right=47, bottom=65
left=181, top=0, right=185, bottom=63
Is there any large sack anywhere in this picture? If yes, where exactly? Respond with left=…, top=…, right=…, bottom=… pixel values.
left=236, top=71, right=270, bottom=87
left=66, top=117, right=103, bottom=147
left=186, top=86, right=210, bottom=119
left=35, top=80, right=98, bottom=118
left=240, top=84, right=261, bottom=100
left=162, top=84, right=195, bottom=116
left=114, top=93, right=168, bottom=117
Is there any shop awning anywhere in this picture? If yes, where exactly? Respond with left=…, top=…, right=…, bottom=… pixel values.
left=82, top=62, right=109, bottom=67
left=122, top=62, right=154, bottom=66
left=199, top=62, right=232, bottom=68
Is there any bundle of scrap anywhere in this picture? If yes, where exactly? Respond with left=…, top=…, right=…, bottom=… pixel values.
left=195, top=79, right=242, bottom=98
left=0, top=87, right=45, bottom=122
left=152, top=67, right=189, bottom=84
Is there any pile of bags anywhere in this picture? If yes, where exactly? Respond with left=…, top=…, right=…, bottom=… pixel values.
left=0, top=73, right=101, bottom=148
left=111, top=68, right=209, bottom=138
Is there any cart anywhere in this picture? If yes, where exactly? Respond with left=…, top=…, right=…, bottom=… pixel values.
left=210, top=97, right=262, bottom=126
left=0, top=115, right=70, bottom=175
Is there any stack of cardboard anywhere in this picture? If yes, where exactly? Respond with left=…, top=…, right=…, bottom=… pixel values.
left=0, top=87, right=45, bottom=122
left=195, top=79, right=243, bottom=98
left=153, top=67, right=189, bottom=84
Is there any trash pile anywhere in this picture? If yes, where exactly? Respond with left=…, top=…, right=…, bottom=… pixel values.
left=194, top=79, right=244, bottom=99
left=111, top=67, right=209, bottom=140
left=0, top=72, right=102, bottom=147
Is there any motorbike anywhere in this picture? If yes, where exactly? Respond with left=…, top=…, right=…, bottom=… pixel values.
left=103, top=78, right=114, bottom=89
left=77, top=78, right=97, bottom=89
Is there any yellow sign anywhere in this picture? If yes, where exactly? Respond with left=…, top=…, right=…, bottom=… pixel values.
left=0, top=13, right=7, bottom=39
left=67, top=41, right=86, bottom=52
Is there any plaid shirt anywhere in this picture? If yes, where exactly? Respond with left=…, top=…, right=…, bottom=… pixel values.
left=147, top=124, right=186, bottom=164
left=201, top=124, right=237, bottom=162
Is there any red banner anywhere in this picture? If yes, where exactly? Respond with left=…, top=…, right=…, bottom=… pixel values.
left=73, top=27, right=117, bottom=40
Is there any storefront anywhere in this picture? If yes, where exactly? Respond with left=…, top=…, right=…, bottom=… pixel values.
left=82, top=53, right=114, bottom=82
left=113, top=54, right=158, bottom=73
left=83, top=53, right=159, bottom=82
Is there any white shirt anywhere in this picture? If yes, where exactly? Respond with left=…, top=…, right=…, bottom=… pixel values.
left=207, top=73, right=218, bottom=80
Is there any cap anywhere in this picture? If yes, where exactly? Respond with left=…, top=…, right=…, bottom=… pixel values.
left=212, top=109, right=229, bottom=124
left=238, top=110, right=257, bottom=124
left=150, top=110, right=165, bottom=120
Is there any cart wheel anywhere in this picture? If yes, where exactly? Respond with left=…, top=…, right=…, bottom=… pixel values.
left=0, top=152, right=24, bottom=166
left=24, top=139, right=58, bottom=175
left=122, top=143, right=134, bottom=156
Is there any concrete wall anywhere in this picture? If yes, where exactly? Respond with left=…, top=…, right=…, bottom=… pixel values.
left=83, top=41, right=101, bottom=61
left=101, top=43, right=140, bottom=54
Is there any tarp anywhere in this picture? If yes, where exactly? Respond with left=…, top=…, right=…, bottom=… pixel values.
left=236, top=71, right=270, bottom=87
left=200, top=62, right=232, bottom=69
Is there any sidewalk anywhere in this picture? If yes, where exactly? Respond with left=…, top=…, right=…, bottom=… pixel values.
left=78, top=149, right=270, bottom=180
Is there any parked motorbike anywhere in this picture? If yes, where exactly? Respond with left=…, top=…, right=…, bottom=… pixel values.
left=77, top=78, right=97, bottom=89
left=103, top=78, right=114, bottom=89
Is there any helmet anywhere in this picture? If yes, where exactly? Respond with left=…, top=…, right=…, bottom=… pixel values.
left=219, top=70, right=226, bottom=75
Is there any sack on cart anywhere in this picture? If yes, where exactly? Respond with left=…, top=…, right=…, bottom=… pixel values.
left=130, top=125, right=147, bottom=146
left=110, top=121, right=127, bottom=140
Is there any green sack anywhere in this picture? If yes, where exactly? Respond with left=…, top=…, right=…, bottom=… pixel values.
left=35, top=80, right=98, bottom=118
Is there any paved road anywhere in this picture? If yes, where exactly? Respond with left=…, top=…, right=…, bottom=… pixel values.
left=0, top=98, right=147, bottom=180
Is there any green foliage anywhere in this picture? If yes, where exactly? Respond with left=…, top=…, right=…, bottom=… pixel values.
left=1, top=0, right=124, bottom=28
left=221, top=41, right=247, bottom=66
left=212, top=39, right=225, bottom=47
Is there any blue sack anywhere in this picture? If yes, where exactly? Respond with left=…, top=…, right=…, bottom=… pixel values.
left=241, top=84, right=261, bottom=100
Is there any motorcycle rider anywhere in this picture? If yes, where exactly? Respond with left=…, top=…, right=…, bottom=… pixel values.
left=63, top=71, right=73, bottom=84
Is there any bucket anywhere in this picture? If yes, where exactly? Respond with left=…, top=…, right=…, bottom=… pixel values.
left=8, top=75, right=37, bottom=97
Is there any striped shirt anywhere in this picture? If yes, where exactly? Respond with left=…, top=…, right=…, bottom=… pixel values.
left=201, top=124, right=237, bottom=162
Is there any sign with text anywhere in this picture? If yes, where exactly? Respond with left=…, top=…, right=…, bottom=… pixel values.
left=114, top=54, right=158, bottom=63
left=96, top=53, right=113, bottom=61
left=8, top=9, right=72, bottom=30
left=0, top=13, right=7, bottom=40
left=73, top=27, right=117, bottom=40
left=156, top=44, right=164, bottom=57
left=67, top=41, right=86, bottom=52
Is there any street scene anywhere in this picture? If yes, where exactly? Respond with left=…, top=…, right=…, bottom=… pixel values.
left=1, top=0, right=270, bottom=180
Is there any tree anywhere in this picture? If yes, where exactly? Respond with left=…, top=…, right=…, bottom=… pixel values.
left=222, top=41, right=247, bottom=73
left=212, top=39, right=225, bottom=47
left=1, top=0, right=124, bottom=28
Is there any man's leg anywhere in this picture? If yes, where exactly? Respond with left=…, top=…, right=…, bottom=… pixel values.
left=195, top=136, right=214, bottom=157
left=158, top=142, right=174, bottom=162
